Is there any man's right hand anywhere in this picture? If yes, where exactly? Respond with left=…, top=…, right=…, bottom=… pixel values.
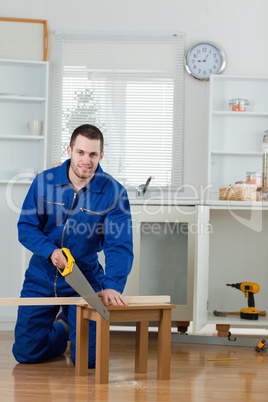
left=50, top=249, right=68, bottom=269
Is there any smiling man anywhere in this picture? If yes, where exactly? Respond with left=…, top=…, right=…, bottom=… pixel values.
left=12, top=124, right=134, bottom=368
left=68, top=131, right=104, bottom=185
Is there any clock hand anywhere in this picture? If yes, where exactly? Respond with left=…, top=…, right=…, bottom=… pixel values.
left=197, top=54, right=209, bottom=63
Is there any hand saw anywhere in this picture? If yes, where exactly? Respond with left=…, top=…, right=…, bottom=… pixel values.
left=57, top=248, right=110, bottom=321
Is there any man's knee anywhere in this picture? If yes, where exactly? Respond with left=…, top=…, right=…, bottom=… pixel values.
left=12, top=339, right=40, bottom=363
left=12, top=322, right=68, bottom=363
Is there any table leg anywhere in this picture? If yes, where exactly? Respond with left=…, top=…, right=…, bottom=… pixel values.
left=135, top=321, right=149, bottom=373
left=157, top=308, right=172, bottom=380
left=175, top=321, right=190, bottom=333
left=95, top=314, right=110, bottom=384
left=75, top=306, right=89, bottom=376
left=216, top=324, right=230, bottom=337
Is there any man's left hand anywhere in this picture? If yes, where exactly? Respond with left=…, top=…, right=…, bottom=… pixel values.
left=97, top=289, right=128, bottom=307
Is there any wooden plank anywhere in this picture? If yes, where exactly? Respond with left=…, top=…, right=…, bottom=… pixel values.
left=0, top=297, right=88, bottom=306
left=0, top=295, right=170, bottom=307
left=123, top=295, right=170, bottom=304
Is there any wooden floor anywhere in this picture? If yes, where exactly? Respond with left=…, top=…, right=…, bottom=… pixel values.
left=0, top=330, right=267, bottom=401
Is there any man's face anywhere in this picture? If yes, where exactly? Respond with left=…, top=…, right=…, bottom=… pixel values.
left=67, top=134, right=104, bottom=181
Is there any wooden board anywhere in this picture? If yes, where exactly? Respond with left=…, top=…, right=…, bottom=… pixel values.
left=0, top=297, right=87, bottom=306
left=0, top=295, right=170, bottom=306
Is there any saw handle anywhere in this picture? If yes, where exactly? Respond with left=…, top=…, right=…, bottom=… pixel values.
left=57, top=248, right=75, bottom=277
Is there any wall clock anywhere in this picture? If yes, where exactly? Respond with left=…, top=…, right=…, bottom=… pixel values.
left=185, top=42, right=226, bottom=81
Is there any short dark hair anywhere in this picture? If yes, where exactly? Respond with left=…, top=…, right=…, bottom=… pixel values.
left=69, top=124, right=104, bottom=152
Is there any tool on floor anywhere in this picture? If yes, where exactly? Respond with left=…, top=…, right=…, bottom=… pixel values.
left=57, top=248, right=110, bottom=321
left=226, top=282, right=260, bottom=320
left=213, top=310, right=266, bottom=317
left=254, top=339, right=267, bottom=352
left=207, top=358, right=237, bottom=361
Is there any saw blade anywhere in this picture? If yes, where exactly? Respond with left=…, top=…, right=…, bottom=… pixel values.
left=65, top=263, right=110, bottom=321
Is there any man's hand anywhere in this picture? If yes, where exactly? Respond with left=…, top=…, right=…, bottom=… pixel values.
left=50, top=249, right=68, bottom=269
left=97, top=289, right=128, bottom=307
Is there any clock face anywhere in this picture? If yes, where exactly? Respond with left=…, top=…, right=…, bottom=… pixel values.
left=185, top=43, right=226, bottom=81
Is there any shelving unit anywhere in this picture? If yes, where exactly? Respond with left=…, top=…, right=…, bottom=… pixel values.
left=193, top=75, right=268, bottom=335
left=207, top=75, right=268, bottom=202
left=0, top=59, right=48, bottom=329
left=0, top=59, right=48, bottom=182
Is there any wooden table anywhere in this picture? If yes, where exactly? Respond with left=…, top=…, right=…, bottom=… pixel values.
left=75, top=302, right=176, bottom=384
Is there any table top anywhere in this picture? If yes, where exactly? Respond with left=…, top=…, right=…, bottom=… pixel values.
left=83, top=303, right=176, bottom=311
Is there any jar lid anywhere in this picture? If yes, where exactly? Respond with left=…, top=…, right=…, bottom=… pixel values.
left=229, top=98, right=249, bottom=106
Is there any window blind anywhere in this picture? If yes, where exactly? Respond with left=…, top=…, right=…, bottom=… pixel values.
left=49, top=32, right=185, bottom=188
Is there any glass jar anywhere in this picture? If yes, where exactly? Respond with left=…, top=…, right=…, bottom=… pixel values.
left=260, top=187, right=268, bottom=201
left=229, top=98, right=249, bottom=111
left=262, top=131, right=268, bottom=187
left=246, top=171, right=262, bottom=187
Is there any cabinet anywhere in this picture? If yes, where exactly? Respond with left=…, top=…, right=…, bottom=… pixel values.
left=195, top=74, right=268, bottom=334
left=0, top=60, right=48, bottom=329
left=124, top=201, right=268, bottom=335
left=0, top=59, right=48, bottom=182
left=194, top=205, right=268, bottom=333
left=124, top=203, right=209, bottom=323
left=207, top=75, right=268, bottom=202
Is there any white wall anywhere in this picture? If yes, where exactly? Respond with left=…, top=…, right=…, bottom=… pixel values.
left=1, top=0, right=267, bottom=196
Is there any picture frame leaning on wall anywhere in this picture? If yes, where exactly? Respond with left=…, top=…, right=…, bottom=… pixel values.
left=0, top=17, right=49, bottom=61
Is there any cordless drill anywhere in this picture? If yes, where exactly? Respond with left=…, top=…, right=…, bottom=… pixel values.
left=226, top=282, right=260, bottom=320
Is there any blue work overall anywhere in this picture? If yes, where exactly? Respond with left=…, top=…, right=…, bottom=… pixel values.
left=12, top=160, right=133, bottom=366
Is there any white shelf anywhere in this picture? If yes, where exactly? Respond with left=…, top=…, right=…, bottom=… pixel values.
left=0, top=135, right=45, bottom=140
left=0, top=180, right=34, bottom=185
left=206, top=200, right=268, bottom=210
left=211, top=151, right=261, bottom=156
left=0, top=95, right=45, bottom=103
left=212, top=111, right=268, bottom=117
left=207, top=312, right=268, bottom=327
left=210, top=74, right=268, bottom=81
left=0, top=59, right=48, bottom=66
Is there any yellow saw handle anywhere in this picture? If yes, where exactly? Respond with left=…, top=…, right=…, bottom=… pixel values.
left=57, top=248, right=75, bottom=277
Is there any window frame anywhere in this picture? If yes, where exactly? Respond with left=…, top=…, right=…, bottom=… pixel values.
left=48, top=32, right=186, bottom=192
